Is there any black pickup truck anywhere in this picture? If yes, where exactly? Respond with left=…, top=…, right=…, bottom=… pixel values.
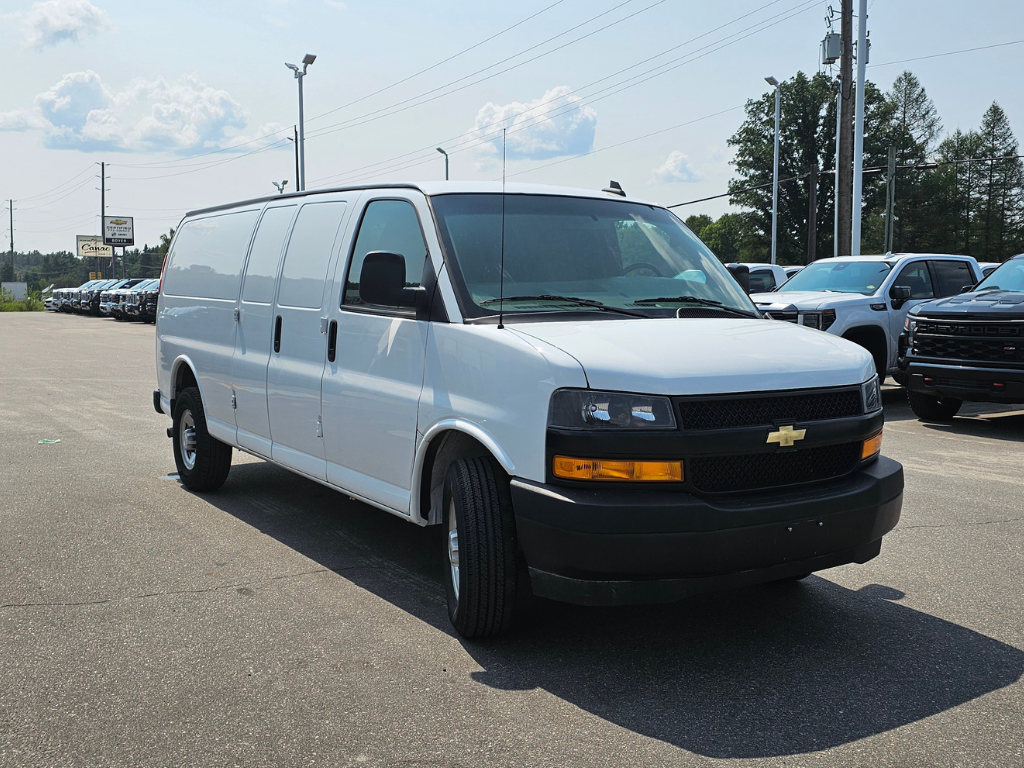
left=899, top=254, right=1024, bottom=420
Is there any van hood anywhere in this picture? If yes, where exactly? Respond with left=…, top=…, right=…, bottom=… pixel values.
left=510, top=317, right=874, bottom=395
left=751, top=291, right=872, bottom=310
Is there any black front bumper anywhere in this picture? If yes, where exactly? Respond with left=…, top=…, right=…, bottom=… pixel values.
left=902, top=358, right=1024, bottom=404
left=511, top=456, right=903, bottom=606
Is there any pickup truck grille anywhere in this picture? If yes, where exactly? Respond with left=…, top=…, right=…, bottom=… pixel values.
left=763, top=310, right=798, bottom=323
left=676, top=388, right=863, bottom=430
left=689, top=441, right=862, bottom=493
left=913, top=323, right=1024, bottom=363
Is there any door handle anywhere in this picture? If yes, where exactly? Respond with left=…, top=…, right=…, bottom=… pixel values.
left=274, top=315, right=282, bottom=353
left=327, top=320, right=338, bottom=362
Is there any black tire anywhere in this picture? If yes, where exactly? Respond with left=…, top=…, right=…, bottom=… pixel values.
left=172, top=386, right=232, bottom=491
left=442, top=457, right=519, bottom=639
left=907, top=388, right=962, bottom=421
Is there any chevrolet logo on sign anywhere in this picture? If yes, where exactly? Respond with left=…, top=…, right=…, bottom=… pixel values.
left=109, top=219, right=128, bottom=226
left=767, top=425, right=806, bottom=447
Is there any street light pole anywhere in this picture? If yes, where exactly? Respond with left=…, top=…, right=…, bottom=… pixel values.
left=766, top=76, right=781, bottom=266
left=285, top=54, right=316, bottom=191
left=436, top=147, right=449, bottom=180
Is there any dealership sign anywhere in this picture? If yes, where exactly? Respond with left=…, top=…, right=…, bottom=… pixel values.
left=103, top=215, right=134, bottom=246
left=76, top=235, right=113, bottom=259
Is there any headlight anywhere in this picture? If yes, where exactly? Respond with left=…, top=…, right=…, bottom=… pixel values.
left=801, top=309, right=836, bottom=331
left=548, top=389, right=677, bottom=430
left=904, top=317, right=917, bottom=332
left=861, top=375, right=882, bottom=414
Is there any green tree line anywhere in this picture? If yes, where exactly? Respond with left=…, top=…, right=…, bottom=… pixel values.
left=685, top=70, right=1024, bottom=265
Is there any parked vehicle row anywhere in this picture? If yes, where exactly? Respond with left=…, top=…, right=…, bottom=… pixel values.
left=48, top=277, right=161, bottom=322
left=153, top=180, right=903, bottom=640
left=750, top=253, right=986, bottom=380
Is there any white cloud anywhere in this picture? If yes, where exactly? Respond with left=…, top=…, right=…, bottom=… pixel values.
left=0, top=70, right=285, bottom=154
left=324, top=0, right=346, bottom=8
left=649, top=151, right=702, bottom=184
left=470, top=86, right=597, bottom=161
left=19, top=0, right=113, bottom=49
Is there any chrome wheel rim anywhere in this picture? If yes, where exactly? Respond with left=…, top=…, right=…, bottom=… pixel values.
left=179, top=410, right=197, bottom=471
left=447, top=500, right=460, bottom=601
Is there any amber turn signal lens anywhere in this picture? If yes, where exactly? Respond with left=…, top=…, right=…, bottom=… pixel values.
left=861, top=430, right=883, bottom=460
left=552, top=456, right=683, bottom=482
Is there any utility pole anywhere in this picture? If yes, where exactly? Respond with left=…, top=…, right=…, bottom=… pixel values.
left=100, top=161, right=107, bottom=277
left=837, top=0, right=854, bottom=256
left=808, top=162, right=818, bottom=264
left=7, top=200, right=13, bottom=281
left=965, top=158, right=973, bottom=254
left=884, top=146, right=896, bottom=252
left=851, top=0, right=868, bottom=254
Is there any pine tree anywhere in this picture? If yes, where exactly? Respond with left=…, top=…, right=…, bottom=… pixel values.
left=974, top=102, right=1024, bottom=261
left=880, top=72, right=942, bottom=252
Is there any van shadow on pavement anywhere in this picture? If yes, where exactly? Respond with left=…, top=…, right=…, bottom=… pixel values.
left=201, top=460, right=1024, bottom=759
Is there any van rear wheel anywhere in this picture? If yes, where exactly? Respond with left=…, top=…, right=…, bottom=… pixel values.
left=442, top=457, right=519, bottom=639
left=172, top=387, right=232, bottom=491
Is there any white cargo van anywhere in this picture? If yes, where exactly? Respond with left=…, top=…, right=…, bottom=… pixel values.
left=154, top=182, right=903, bottom=638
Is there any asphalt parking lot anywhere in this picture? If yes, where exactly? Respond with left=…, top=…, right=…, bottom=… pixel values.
left=1, top=311, right=1022, bottom=768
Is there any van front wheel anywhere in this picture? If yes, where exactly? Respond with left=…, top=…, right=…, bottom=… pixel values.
left=172, top=387, right=232, bottom=491
left=442, top=457, right=519, bottom=639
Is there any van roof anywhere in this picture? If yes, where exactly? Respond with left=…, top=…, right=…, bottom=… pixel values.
left=185, top=181, right=661, bottom=217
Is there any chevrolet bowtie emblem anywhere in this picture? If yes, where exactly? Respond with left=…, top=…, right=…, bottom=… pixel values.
left=767, top=425, right=806, bottom=447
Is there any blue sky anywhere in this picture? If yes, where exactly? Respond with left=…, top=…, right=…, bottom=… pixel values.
left=2, top=0, right=1023, bottom=253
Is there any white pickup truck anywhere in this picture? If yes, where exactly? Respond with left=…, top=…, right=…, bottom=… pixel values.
left=751, top=254, right=984, bottom=379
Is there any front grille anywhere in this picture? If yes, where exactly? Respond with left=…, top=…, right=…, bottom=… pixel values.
left=689, top=442, right=862, bottom=493
left=916, top=320, right=1022, bottom=337
left=677, top=388, right=863, bottom=430
left=914, top=335, right=1024, bottom=363
left=763, top=310, right=798, bottom=323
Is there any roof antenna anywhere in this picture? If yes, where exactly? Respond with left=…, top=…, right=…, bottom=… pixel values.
left=498, top=128, right=507, bottom=330
left=602, top=180, right=626, bottom=196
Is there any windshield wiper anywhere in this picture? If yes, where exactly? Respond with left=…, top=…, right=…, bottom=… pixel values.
left=631, top=295, right=757, bottom=317
left=479, top=294, right=647, bottom=318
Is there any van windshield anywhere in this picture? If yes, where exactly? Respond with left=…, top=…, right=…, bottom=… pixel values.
left=429, top=194, right=756, bottom=319
left=779, top=260, right=892, bottom=294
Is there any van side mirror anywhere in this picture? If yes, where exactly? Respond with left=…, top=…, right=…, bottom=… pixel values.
left=358, top=251, right=429, bottom=310
left=727, top=263, right=750, bottom=294
left=889, top=285, right=912, bottom=307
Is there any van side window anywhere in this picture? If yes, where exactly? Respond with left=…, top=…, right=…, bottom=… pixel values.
left=162, top=210, right=260, bottom=300
left=930, top=260, right=974, bottom=297
left=892, top=262, right=934, bottom=299
left=344, top=200, right=427, bottom=307
left=242, top=206, right=296, bottom=304
left=277, top=202, right=348, bottom=309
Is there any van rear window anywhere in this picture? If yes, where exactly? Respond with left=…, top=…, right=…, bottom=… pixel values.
left=162, top=210, right=260, bottom=300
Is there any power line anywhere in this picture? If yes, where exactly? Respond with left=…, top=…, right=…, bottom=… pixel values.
left=17, top=177, right=94, bottom=211
left=303, top=0, right=670, bottom=144
left=870, top=39, right=1024, bottom=69
left=666, top=154, right=1024, bottom=208
left=305, top=0, right=571, bottom=124
left=308, top=0, right=793, bottom=186
left=315, top=0, right=817, bottom=186
left=16, top=165, right=94, bottom=202
left=109, top=0, right=576, bottom=169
